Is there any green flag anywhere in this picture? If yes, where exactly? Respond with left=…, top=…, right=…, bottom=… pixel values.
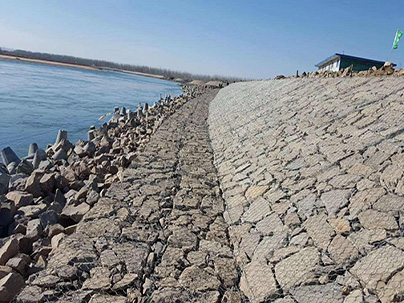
left=393, top=29, right=403, bottom=49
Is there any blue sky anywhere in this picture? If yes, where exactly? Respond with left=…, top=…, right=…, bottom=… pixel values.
left=0, top=0, right=403, bottom=78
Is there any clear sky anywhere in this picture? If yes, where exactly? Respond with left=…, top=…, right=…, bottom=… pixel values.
left=0, top=0, right=403, bottom=79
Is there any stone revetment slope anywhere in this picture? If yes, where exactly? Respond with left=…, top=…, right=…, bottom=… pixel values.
left=208, top=77, right=404, bottom=303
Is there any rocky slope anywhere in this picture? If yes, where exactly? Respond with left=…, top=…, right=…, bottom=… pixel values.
left=0, top=85, right=214, bottom=302
left=208, top=77, right=404, bottom=303
left=0, top=86, right=243, bottom=302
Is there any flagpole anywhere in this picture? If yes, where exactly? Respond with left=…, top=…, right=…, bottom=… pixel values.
left=388, top=30, right=397, bottom=62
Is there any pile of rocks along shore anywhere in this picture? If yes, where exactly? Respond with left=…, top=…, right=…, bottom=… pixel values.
left=0, top=84, right=207, bottom=302
left=274, top=61, right=402, bottom=79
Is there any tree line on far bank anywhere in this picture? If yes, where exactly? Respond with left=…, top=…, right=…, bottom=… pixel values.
left=0, top=48, right=241, bottom=82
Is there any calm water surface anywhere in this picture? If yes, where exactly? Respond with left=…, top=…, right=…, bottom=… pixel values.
left=0, top=60, right=182, bottom=159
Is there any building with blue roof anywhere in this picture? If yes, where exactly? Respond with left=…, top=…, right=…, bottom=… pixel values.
left=315, top=53, right=394, bottom=72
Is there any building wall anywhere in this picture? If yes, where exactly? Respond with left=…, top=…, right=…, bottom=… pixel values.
left=318, top=59, right=340, bottom=72
left=339, top=58, right=384, bottom=71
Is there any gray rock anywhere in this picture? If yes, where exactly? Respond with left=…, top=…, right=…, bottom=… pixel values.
left=39, top=210, right=59, bottom=228
left=320, top=189, right=351, bottom=217
left=290, top=283, right=343, bottom=303
left=6, top=191, right=33, bottom=208
left=7, top=162, right=17, bottom=175
left=39, top=173, right=55, bottom=194
left=52, top=149, right=67, bottom=161
left=17, top=203, right=47, bottom=218
left=0, top=173, right=11, bottom=194
left=0, top=201, right=15, bottom=231
left=32, top=274, right=59, bottom=287
left=350, top=245, right=404, bottom=290
left=8, top=174, right=28, bottom=192
left=16, top=285, right=44, bottom=303
left=241, top=196, right=271, bottom=223
left=0, top=238, right=19, bottom=265
left=49, top=189, right=66, bottom=214
left=328, top=234, right=359, bottom=264
left=15, top=159, right=33, bottom=175
left=304, top=214, right=334, bottom=250
left=112, top=273, right=138, bottom=290
left=0, top=163, right=8, bottom=174
left=178, top=265, right=220, bottom=292
left=45, top=223, right=64, bottom=238
left=61, top=203, right=90, bottom=223
left=24, top=171, right=44, bottom=198
left=82, top=267, right=111, bottom=290
left=213, top=257, right=238, bottom=287
left=32, top=149, right=47, bottom=169
left=239, top=260, right=278, bottom=302
left=1, top=147, right=20, bottom=166
left=54, top=129, right=68, bottom=146
left=84, top=141, right=96, bottom=156
left=38, top=159, right=53, bottom=170
left=0, top=265, right=14, bottom=280
left=275, top=247, right=319, bottom=291
left=26, top=219, right=43, bottom=241
left=358, top=209, right=398, bottom=230
left=0, top=272, right=24, bottom=302
left=88, top=294, right=126, bottom=303
left=28, top=143, right=38, bottom=158
left=6, top=257, right=26, bottom=275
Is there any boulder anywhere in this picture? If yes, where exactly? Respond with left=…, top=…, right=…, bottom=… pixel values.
left=0, top=201, right=15, bottom=231
left=39, top=210, right=59, bottom=229
left=84, top=142, right=96, bottom=156
left=0, top=163, right=8, bottom=174
left=16, top=285, right=44, bottom=303
left=381, top=62, right=395, bottom=75
left=74, top=142, right=86, bottom=157
left=45, top=224, right=64, bottom=238
left=54, top=130, right=68, bottom=146
left=49, top=189, right=66, bottom=214
left=0, top=173, right=11, bottom=195
left=17, top=203, right=47, bottom=219
left=275, top=247, right=319, bottom=291
left=0, top=265, right=14, bottom=280
left=24, top=171, right=44, bottom=198
left=52, top=149, right=67, bottom=161
left=75, top=186, right=88, bottom=200
left=6, top=257, right=26, bottom=275
left=27, top=143, right=38, bottom=158
left=51, top=233, right=65, bottom=249
left=86, top=189, right=99, bottom=206
left=350, top=245, right=404, bottom=290
left=61, top=203, right=90, bottom=223
left=1, top=147, right=20, bottom=166
left=178, top=265, right=221, bottom=292
left=26, top=219, right=43, bottom=241
left=343, top=65, right=353, bottom=77
left=15, top=159, right=34, bottom=175
left=240, top=260, right=278, bottom=302
left=82, top=267, right=111, bottom=290
left=0, top=238, right=19, bottom=265
left=7, top=162, right=17, bottom=175
left=8, top=174, right=28, bottom=192
left=32, top=149, right=47, bottom=169
left=39, top=173, right=55, bottom=194
left=0, top=272, right=24, bottom=302
left=38, top=159, right=53, bottom=170
left=6, top=191, right=33, bottom=208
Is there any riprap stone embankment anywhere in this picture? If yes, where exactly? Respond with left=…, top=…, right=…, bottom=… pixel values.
left=13, top=89, right=242, bottom=302
left=208, top=77, right=404, bottom=303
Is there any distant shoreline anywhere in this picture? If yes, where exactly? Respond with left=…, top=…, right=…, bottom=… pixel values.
left=0, top=54, right=173, bottom=81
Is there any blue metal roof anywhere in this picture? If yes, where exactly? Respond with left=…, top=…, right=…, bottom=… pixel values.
left=315, top=53, right=395, bottom=67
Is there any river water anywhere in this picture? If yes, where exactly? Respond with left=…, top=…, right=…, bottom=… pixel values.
left=0, top=60, right=182, bottom=159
